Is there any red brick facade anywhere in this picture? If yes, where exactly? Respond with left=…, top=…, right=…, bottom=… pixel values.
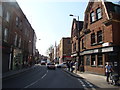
left=59, top=37, right=72, bottom=63
left=2, top=1, right=36, bottom=73
left=80, top=1, right=120, bottom=75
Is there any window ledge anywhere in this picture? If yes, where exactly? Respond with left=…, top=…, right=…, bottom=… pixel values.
left=91, top=65, right=96, bottom=67
left=91, top=42, right=103, bottom=46
left=98, top=65, right=103, bottom=68
left=96, top=17, right=102, bottom=21
left=91, top=43, right=97, bottom=46
left=90, top=17, right=102, bottom=24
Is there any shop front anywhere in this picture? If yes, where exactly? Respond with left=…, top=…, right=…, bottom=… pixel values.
left=12, top=48, right=23, bottom=70
left=81, top=46, right=120, bottom=75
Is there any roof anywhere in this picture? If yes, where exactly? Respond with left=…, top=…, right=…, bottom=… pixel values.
left=105, top=1, right=120, bottom=16
left=71, top=19, right=83, bottom=37
left=85, top=0, right=120, bottom=20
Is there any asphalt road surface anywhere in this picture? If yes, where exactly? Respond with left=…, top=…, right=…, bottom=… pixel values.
left=3, top=64, right=98, bottom=89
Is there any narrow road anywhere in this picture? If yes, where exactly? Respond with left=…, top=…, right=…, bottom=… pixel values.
left=3, top=65, right=98, bottom=89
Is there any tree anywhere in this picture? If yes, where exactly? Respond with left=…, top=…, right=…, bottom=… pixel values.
left=46, top=45, right=54, bottom=56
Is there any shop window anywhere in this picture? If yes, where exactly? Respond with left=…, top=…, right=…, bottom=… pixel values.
left=97, top=30, right=102, bottom=43
left=91, top=55, right=96, bottom=66
left=90, top=11, right=95, bottom=23
left=91, top=33, right=96, bottom=45
left=96, top=8, right=102, bottom=20
left=86, top=55, right=90, bottom=66
left=97, top=54, right=103, bottom=66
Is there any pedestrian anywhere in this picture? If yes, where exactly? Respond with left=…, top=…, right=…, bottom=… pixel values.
left=75, top=61, right=78, bottom=73
left=66, top=61, right=70, bottom=71
left=70, top=61, right=74, bottom=72
left=105, top=62, right=114, bottom=84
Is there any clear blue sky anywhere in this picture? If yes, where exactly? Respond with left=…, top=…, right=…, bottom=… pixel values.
left=16, top=0, right=117, bottom=56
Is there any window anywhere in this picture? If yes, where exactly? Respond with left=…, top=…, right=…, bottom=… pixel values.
left=97, top=54, right=103, bottom=66
left=91, top=55, right=96, bottom=66
left=82, top=39, right=84, bottom=49
left=97, top=30, right=102, bottom=43
left=91, top=33, right=95, bottom=45
left=0, top=5, right=2, bottom=17
left=73, top=43, right=76, bottom=52
left=19, top=20, right=22, bottom=30
left=18, top=37, right=21, bottom=48
left=90, top=12, right=95, bottom=22
left=16, top=16, right=19, bottom=27
left=4, top=28, right=8, bottom=42
left=14, top=33, right=18, bottom=46
left=68, top=40, right=71, bottom=44
left=86, top=55, right=90, bottom=66
left=0, top=25, right=1, bottom=41
left=96, top=8, right=102, bottom=20
left=84, top=23, right=88, bottom=29
left=6, top=11, right=10, bottom=22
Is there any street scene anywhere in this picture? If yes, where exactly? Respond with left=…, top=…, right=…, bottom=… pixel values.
left=3, top=65, right=99, bottom=89
left=1, top=0, right=120, bottom=89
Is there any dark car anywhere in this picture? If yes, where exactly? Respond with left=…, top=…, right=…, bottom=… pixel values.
left=47, top=63, right=56, bottom=70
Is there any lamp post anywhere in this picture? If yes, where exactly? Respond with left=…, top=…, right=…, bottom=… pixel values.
left=69, top=14, right=81, bottom=70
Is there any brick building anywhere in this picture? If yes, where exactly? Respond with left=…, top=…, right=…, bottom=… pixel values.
left=59, top=37, right=72, bottom=64
left=71, top=19, right=83, bottom=66
left=80, top=0, right=120, bottom=75
left=2, top=1, right=37, bottom=73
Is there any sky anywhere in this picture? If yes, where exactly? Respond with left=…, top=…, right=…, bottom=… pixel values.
left=15, top=0, right=119, bottom=56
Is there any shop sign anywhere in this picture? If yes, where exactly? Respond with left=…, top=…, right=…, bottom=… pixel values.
left=102, top=47, right=113, bottom=52
left=81, top=49, right=98, bottom=55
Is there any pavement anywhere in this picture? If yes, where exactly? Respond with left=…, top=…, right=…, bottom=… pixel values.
left=63, top=68, right=120, bottom=88
left=2, top=65, right=37, bottom=80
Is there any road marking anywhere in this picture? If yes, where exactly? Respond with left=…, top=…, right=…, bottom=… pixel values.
left=84, top=79, right=96, bottom=90
left=78, top=79, right=88, bottom=90
left=41, top=73, right=46, bottom=79
left=24, top=70, right=48, bottom=88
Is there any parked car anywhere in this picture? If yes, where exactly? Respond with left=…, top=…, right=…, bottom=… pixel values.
left=47, top=63, right=56, bottom=70
left=56, top=62, right=67, bottom=68
left=41, top=61, right=46, bottom=65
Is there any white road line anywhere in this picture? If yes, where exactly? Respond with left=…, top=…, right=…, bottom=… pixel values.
left=78, top=79, right=88, bottom=90
left=41, top=73, right=46, bottom=79
left=84, top=80, right=96, bottom=90
left=24, top=70, right=48, bottom=88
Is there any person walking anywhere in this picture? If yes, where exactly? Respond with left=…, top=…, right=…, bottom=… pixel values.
left=75, top=61, right=78, bottom=73
left=105, top=62, right=114, bottom=84
left=66, top=61, right=70, bottom=71
left=70, top=61, right=74, bottom=72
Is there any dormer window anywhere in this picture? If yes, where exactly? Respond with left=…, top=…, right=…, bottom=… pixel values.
left=90, top=11, right=95, bottom=23
left=96, top=8, right=102, bottom=20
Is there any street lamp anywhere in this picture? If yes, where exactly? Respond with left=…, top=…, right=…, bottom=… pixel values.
left=69, top=14, right=79, bottom=22
left=69, top=14, right=81, bottom=69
